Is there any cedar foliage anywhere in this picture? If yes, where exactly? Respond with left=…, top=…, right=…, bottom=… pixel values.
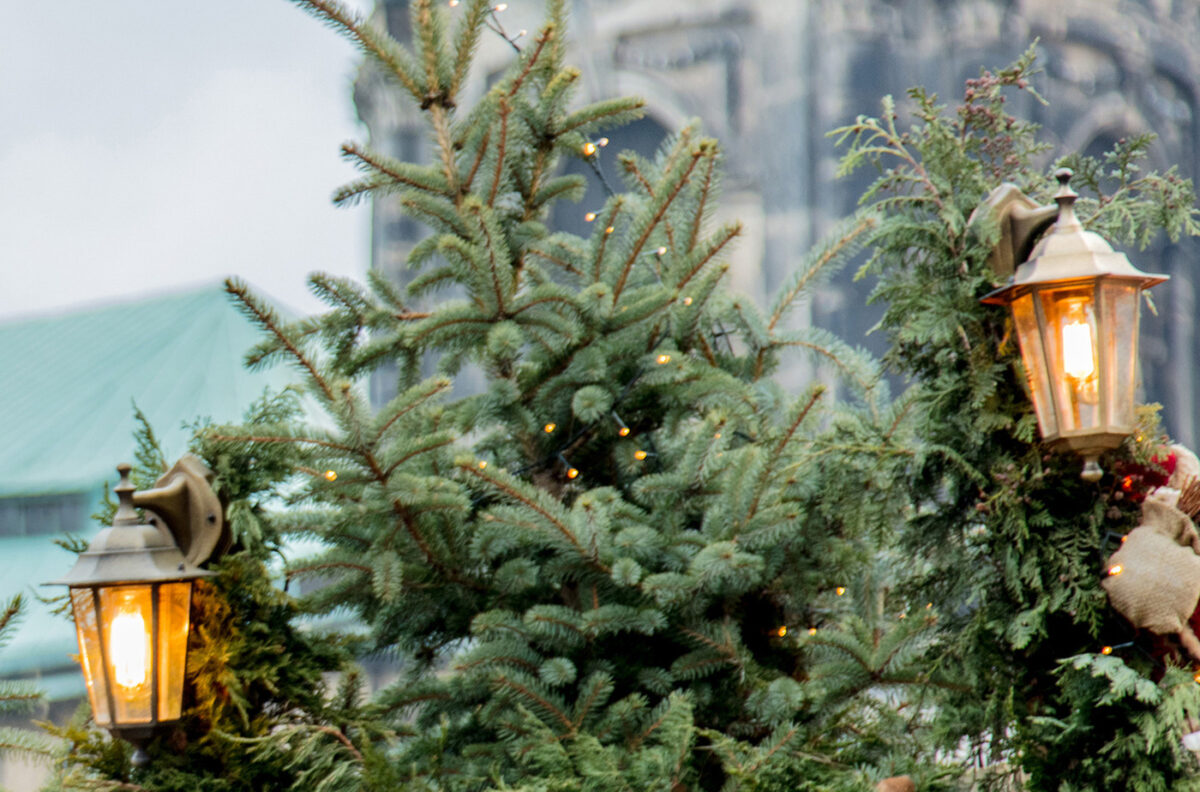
left=832, top=47, right=1200, bottom=790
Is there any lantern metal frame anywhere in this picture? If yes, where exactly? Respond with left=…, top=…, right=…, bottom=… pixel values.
left=977, top=169, right=1168, bottom=481
left=48, top=456, right=228, bottom=765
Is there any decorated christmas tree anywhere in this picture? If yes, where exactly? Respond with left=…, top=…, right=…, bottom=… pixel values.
left=40, top=2, right=1200, bottom=791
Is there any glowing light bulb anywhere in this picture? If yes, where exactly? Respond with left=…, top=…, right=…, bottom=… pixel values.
left=656, top=354, right=671, bottom=364
left=544, top=423, right=556, bottom=433
left=597, top=137, right=609, bottom=147
left=656, top=246, right=667, bottom=256
left=448, top=0, right=459, bottom=5
left=493, top=2, right=507, bottom=11
left=566, top=468, right=580, bottom=480
left=324, top=469, right=337, bottom=481
left=1108, top=564, right=1123, bottom=577
left=618, top=427, right=630, bottom=437
left=835, top=586, right=846, bottom=596
left=604, top=225, right=615, bottom=235
left=775, top=626, right=787, bottom=637
left=1101, top=645, right=1113, bottom=655
left=634, top=450, right=647, bottom=460
left=109, top=607, right=149, bottom=689
left=713, top=432, right=721, bottom=439
left=1194, top=671, right=1200, bottom=685
left=683, top=296, right=693, bottom=306
left=807, top=627, right=817, bottom=636
left=478, top=460, right=488, bottom=469
left=1060, top=299, right=1095, bottom=382
left=582, top=142, right=597, bottom=157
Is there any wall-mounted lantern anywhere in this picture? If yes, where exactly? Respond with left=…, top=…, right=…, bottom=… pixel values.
left=48, top=456, right=229, bottom=765
left=978, top=169, right=1168, bottom=481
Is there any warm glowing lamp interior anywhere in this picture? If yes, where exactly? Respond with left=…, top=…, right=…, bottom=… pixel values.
left=109, top=608, right=150, bottom=689
left=1060, top=298, right=1096, bottom=382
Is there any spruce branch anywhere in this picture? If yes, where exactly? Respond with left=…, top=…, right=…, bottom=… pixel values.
left=459, top=461, right=610, bottom=573
left=448, top=0, right=492, bottom=97
left=290, top=0, right=423, bottom=103
left=613, top=144, right=708, bottom=301
left=225, top=278, right=336, bottom=402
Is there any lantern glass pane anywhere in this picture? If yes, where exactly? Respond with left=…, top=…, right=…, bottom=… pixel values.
left=69, top=588, right=111, bottom=726
left=98, top=585, right=154, bottom=724
left=1040, top=286, right=1100, bottom=433
left=1100, top=280, right=1140, bottom=430
left=156, top=582, right=191, bottom=722
left=1011, top=293, right=1057, bottom=438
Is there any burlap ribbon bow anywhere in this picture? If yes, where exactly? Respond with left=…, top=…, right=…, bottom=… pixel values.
left=1102, top=496, right=1200, bottom=661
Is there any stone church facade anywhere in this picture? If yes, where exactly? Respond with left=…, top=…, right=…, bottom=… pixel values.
left=356, top=0, right=1200, bottom=446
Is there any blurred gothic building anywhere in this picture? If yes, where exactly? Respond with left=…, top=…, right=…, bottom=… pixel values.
left=356, top=0, right=1200, bottom=446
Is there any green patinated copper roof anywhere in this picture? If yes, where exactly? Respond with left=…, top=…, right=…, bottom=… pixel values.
left=0, top=284, right=292, bottom=497
left=0, top=284, right=296, bottom=685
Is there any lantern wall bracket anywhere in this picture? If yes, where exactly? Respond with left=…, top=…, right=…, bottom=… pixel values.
left=132, top=455, right=231, bottom=567
left=971, top=183, right=1059, bottom=280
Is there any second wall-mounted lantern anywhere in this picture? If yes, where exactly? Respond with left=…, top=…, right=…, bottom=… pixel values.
left=979, top=169, right=1168, bottom=481
left=48, top=456, right=230, bottom=766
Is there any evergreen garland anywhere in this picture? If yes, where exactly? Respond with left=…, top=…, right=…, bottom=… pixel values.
left=833, top=47, right=1200, bottom=790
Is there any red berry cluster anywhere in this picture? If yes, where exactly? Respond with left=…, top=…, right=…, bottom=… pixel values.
left=1111, top=452, right=1177, bottom=503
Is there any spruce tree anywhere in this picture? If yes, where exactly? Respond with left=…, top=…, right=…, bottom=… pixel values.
left=42, top=4, right=1200, bottom=792
left=44, top=1, right=944, bottom=790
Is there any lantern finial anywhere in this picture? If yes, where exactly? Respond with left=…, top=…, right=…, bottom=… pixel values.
left=113, top=464, right=139, bottom=527
left=1052, top=168, right=1082, bottom=233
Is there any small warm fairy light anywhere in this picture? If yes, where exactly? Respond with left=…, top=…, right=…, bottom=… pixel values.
left=1194, top=671, right=1200, bottom=685
left=835, top=586, right=846, bottom=596
left=656, top=246, right=667, bottom=256
left=683, top=296, right=693, bottom=306
left=1108, top=564, right=1124, bottom=577
left=493, top=2, right=507, bottom=10
left=604, top=225, right=615, bottom=235
left=544, top=423, right=556, bottom=433
left=566, top=467, right=580, bottom=480
left=1122, top=475, right=1134, bottom=491
left=1101, top=645, right=1113, bottom=655
left=634, top=450, right=648, bottom=461
left=582, top=142, right=597, bottom=157
left=478, top=460, right=488, bottom=469
left=585, top=211, right=597, bottom=222
left=775, top=626, right=787, bottom=637
left=898, top=613, right=907, bottom=620
left=598, top=137, right=609, bottom=147
left=448, top=0, right=459, bottom=5
left=714, top=432, right=721, bottom=439
left=517, top=28, right=527, bottom=37
left=323, top=470, right=338, bottom=482
left=656, top=354, right=671, bottom=364
left=618, top=426, right=631, bottom=437
left=1121, top=534, right=1129, bottom=544
left=807, top=627, right=817, bottom=636
left=926, top=602, right=933, bottom=609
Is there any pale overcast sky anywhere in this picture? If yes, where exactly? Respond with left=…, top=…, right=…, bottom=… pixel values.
left=1, top=0, right=375, bottom=321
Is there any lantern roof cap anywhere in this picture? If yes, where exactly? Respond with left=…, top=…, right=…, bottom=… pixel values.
left=983, top=169, right=1168, bottom=303
left=46, top=465, right=213, bottom=587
